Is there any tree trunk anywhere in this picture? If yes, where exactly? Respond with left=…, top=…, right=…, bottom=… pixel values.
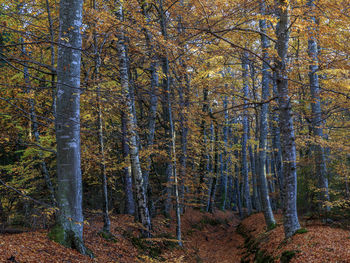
left=275, top=0, right=301, bottom=238
left=219, top=97, right=229, bottom=210
left=272, top=72, right=284, bottom=206
left=121, top=111, right=136, bottom=215
left=92, top=0, right=110, bottom=232
left=207, top=124, right=219, bottom=213
left=258, top=1, right=276, bottom=228
left=22, top=42, right=56, bottom=207
left=307, top=0, right=330, bottom=212
left=116, top=0, right=151, bottom=237
left=241, top=53, right=253, bottom=216
left=53, top=0, right=90, bottom=255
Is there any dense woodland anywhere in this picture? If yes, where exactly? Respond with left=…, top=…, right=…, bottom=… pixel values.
left=0, top=0, right=349, bottom=261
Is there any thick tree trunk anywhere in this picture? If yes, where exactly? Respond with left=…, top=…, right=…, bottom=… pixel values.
left=116, top=1, right=151, bottom=237
left=307, top=0, right=330, bottom=212
left=275, top=0, right=301, bottom=238
left=53, top=0, right=90, bottom=255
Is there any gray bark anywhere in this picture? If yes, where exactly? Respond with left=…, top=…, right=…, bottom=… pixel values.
left=97, top=88, right=110, bottom=232
left=307, top=0, right=330, bottom=212
left=158, top=0, right=182, bottom=245
left=275, top=0, right=301, bottom=238
left=272, top=72, right=284, bottom=205
left=198, top=88, right=209, bottom=206
left=92, top=0, right=110, bottom=232
left=121, top=111, right=136, bottom=215
left=220, top=97, right=229, bottom=210
left=249, top=125, right=261, bottom=211
left=258, top=2, right=276, bottom=228
left=54, top=0, right=89, bottom=254
left=241, top=53, right=252, bottom=216
left=233, top=118, right=243, bottom=218
left=116, top=0, right=151, bottom=236
left=207, top=124, right=219, bottom=213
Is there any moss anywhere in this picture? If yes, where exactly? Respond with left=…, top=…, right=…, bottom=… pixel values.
left=48, top=224, right=67, bottom=246
left=267, top=222, right=277, bottom=231
left=280, top=250, right=300, bottom=263
left=98, top=230, right=118, bottom=243
left=295, top=228, right=308, bottom=234
left=48, top=225, right=94, bottom=258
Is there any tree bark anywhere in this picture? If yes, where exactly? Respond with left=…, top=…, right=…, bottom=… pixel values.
left=92, top=0, right=110, bottom=232
left=121, top=111, right=136, bottom=215
left=275, top=0, right=301, bottom=238
left=53, top=0, right=90, bottom=254
left=241, top=53, right=253, bottom=216
left=307, top=0, right=330, bottom=212
left=258, top=1, right=276, bottom=228
left=219, top=97, right=229, bottom=210
left=116, top=0, right=151, bottom=237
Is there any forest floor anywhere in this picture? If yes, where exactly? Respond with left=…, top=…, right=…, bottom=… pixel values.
left=0, top=209, right=350, bottom=262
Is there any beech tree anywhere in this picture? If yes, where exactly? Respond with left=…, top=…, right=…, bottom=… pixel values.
left=274, top=0, right=301, bottom=237
left=52, top=0, right=90, bottom=254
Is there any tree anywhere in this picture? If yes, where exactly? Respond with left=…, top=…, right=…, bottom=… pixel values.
left=115, top=0, right=151, bottom=237
left=307, top=0, right=330, bottom=213
left=51, top=0, right=91, bottom=255
left=257, top=0, right=276, bottom=228
left=274, top=0, right=301, bottom=238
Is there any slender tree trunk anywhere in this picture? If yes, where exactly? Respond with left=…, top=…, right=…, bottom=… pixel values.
left=179, top=79, right=189, bottom=214
left=208, top=124, right=219, bottom=213
left=96, top=88, right=110, bottom=232
left=53, top=0, right=90, bottom=254
left=258, top=2, right=276, bottom=228
left=249, top=126, right=261, bottom=211
left=197, top=88, right=209, bottom=206
left=241, top=53, right=253, bottom=216
left=307, top=0, right=330, bottom=213
left=20, top=36, right=56, bottom=207
left=272, top=72, right=284, bottom=205
left=233, top=120, right=243, bottom=218
left=92, top=0, right=110, bottom=232
left=275, top=0, right=301, bottom=238
left=158, top=0, right=182, bottom=245
left=121, top=111, right=136, bottom=215
left=220, top=97, right=229, bottom=210
left=116, top=0, right=151, bottom=237
left=45, top=0, right=56, bottom=117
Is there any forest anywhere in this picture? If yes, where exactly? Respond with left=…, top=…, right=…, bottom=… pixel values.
left=0, top=0, right=349, bottom=262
